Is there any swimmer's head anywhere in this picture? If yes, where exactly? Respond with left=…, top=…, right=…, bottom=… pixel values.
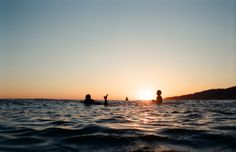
left=85, top=94, right=91, bottom=100
left=156, top=90, right=162, bottom=96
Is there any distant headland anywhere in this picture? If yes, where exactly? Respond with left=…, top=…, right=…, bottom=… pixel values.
left=166, top=86, right=236, bottom=100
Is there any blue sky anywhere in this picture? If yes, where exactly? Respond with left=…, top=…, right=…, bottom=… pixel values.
left=0, top=0, right=236, bottom=99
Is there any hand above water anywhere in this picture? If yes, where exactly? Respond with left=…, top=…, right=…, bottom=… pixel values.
left=104, top=94, right=109, bottom=100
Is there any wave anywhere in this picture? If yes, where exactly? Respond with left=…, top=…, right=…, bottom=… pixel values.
left=0, top=99, right=235, bottom=152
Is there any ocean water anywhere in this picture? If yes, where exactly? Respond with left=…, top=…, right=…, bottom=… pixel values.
left=0, top=99, right=235, bottom=152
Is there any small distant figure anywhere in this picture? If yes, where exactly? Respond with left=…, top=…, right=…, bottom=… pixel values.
left=83, top=94, right=109, bottom=106
left=104, top=94, right=109, bottom=106
left=83, top=94, right=95, bottom=104
left=155, top=90, right=163, bottom=104
left=125, top=97, right=129, bottom=101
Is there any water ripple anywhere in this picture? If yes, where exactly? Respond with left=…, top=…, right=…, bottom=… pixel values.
left=0, top=99, right=235, bottom=152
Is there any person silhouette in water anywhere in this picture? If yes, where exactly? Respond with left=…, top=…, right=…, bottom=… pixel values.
left=156, top=90, right=163, bottom=104
left=83, top=94, right=109, bottom=105
left=83, top=94, right=95, bottom=104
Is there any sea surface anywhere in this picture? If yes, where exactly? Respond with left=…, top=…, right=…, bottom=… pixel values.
left=0, top=99, right=235, bottom=152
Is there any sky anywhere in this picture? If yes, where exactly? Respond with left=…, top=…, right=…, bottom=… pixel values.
left=0, top=0, right=236, bottom=100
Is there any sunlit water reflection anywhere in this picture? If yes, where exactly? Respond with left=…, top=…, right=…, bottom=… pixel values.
left=0, top=99, right=235, bottom=152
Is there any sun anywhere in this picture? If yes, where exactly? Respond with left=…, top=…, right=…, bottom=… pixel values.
left=137, top=89, right=155, bottom=100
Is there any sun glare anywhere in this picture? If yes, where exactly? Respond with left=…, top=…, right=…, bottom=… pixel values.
left=138, top=89, right=154, bottom=100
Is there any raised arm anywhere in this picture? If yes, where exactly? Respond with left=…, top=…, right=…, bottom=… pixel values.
left=104, top=94, right=109, bottom=106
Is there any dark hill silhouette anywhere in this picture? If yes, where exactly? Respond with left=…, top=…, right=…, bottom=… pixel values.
left=166, top=86, right=236, bottom=100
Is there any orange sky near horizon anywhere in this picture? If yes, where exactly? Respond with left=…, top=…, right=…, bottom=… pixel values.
left=0, top=75, right=235, bottom=100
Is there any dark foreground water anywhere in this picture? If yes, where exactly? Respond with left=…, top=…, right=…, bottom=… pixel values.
left=0, top=99, right=235, bottom=152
